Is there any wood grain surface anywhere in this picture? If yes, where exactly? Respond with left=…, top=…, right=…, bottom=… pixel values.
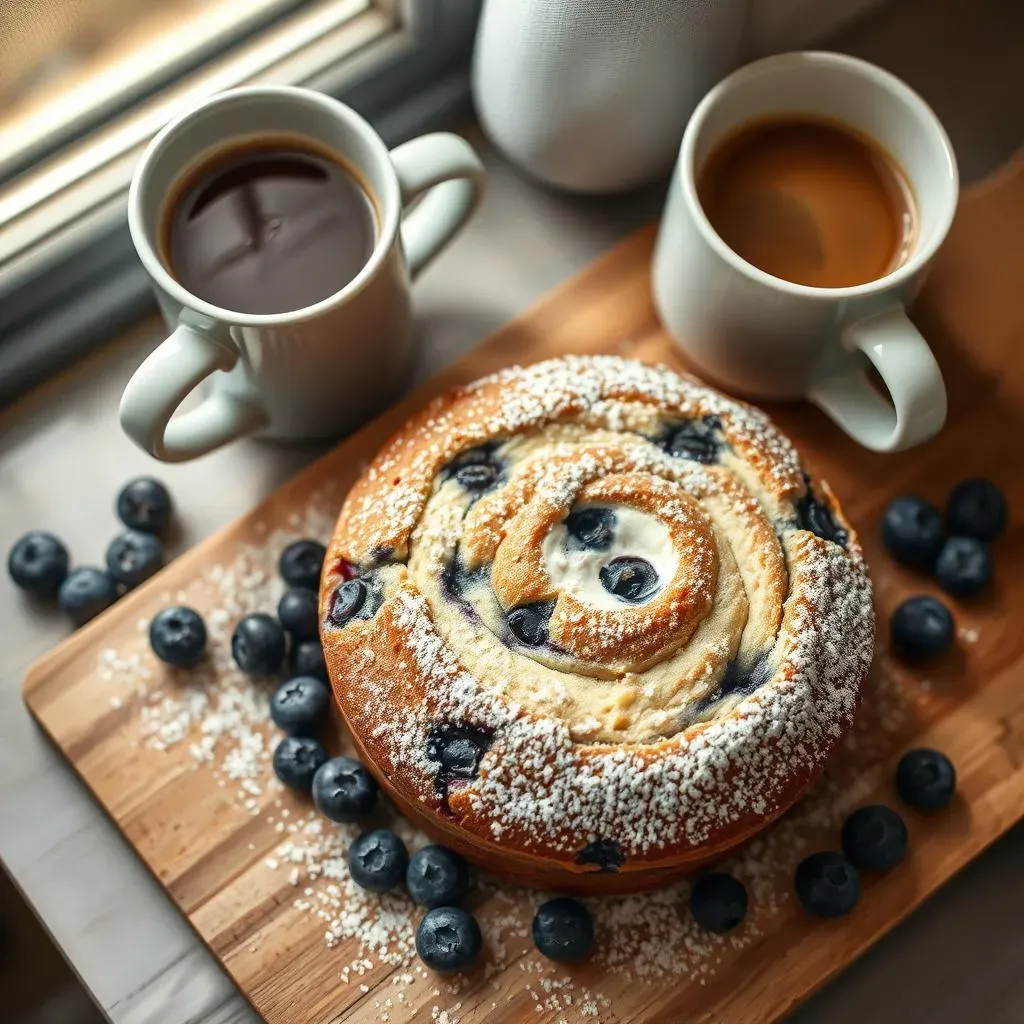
left=21, top=152, right=1024, bottom=1024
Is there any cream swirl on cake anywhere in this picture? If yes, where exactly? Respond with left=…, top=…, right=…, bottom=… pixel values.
left=321, top=356, right=874, bottom=893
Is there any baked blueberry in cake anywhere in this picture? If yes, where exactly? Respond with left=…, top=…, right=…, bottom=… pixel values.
left=320, top=356, right=874, bottom=893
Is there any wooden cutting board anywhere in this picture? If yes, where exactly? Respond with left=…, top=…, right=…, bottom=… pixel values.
left=23, top=153, right=1024, bottom=1024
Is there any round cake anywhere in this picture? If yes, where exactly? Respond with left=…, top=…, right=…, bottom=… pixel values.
left=320, top=355, right=874, bottom=893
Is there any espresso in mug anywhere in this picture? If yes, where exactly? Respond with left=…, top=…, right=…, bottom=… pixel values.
left=160, top=136, right=377, bottom=315
left=697, top=117, right=916, bottom=289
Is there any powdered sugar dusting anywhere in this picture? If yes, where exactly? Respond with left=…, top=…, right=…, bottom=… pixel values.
left=90, top=481, right=914, bottom=1022
left=81, top=357, right=931, bottom=1024
left=98, top=503, right=335, bottom=799
left=326, top=356, right=875, bottom=869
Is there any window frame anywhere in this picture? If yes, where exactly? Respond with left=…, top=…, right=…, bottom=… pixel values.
left=0, top=0, right=481, bottom=406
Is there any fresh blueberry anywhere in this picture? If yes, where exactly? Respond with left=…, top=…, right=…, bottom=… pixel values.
left=599, top=556, right=658, bottom=603
left=506, top=603, right=552, bottom=646
left=896, top=748, right=956, bottom=810
left=841, top=805, right=908, bottom=871
left=277, top=587, right=319, bottom=641
left=565, top=508, right=616, bottom=551
left=290, top=640, right=328, bottom=682
left=689, top=873, right=748, bottom=933
left=882, top=496, right=945, bottom=569
left=662, top=416, right=723, bottom=464
left=279, top=539, right=326, bottom=590
left=116, top=477, right=172, bottom=534
left=231, top=613, right=287, bottom=676
left=149, top=606, right=207, bottom=668
left=532, top=897, right=595, bottom=963
left=329, top=579, right=367, bottom=626
left=7, top=531, right=69, bottom=597
left=272, top=735, right=326, bottom=792
left=934, top=536, right=992, bottom=598
left=58, top=567, right=117, bottom=624
left=312, top=756, right=378, bottom=823
left=796, top=484, right=849, bottom=547
left=270, top=676, right=331, bottom=735
left=946, top=478, right=1007, bottom=542
left=348, top=829, right=408, bottom=893
left=416, top=906, right=483, bottom=973
left=406, top=846, right=470, bottom=908
left=890, top=595, right=954, bottom=661
left=794, top=851, right=860, bottom=917
left=106, top=530, right=164, bottom=588
left=575, top=838, right=625, bottom=873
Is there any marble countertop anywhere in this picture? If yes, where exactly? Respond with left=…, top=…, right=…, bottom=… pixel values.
left=1, top=0, right=1022, bottom=1020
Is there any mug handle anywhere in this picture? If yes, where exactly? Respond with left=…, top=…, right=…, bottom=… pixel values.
left=119, top=319, right=268, bottom=462
left=807, top=306, right=947, bottom=453
left=389, top=133, right=485, bottom=279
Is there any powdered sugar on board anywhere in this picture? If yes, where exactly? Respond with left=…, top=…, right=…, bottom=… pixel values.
left=86, top=490, right=940, bottom=1024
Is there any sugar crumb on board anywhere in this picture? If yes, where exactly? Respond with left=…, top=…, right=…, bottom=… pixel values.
left=92, top=481, right=921, bottom=1023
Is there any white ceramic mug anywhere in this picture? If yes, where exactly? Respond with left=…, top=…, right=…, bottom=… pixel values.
left=652, top=52, right=958, bottom=452
left=121, top=86, right=484, bottom=462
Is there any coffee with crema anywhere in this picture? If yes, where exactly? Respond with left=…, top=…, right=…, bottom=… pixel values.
left=697, top=117, right=916, bottom=289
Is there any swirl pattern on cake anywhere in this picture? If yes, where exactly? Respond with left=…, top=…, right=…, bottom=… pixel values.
left=321, top=356, right=874, bottom=892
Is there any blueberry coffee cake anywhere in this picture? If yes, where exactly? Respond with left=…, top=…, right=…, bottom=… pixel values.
left=320, top=355, right=874, bottom=893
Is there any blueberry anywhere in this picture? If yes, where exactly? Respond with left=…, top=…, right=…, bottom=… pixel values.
left=270, top=676, right=331, bottom=735
left=841, top=805, right=908, bottom=871
left=116, top=477, right=172, bottom=534
left=277, top=587, right=319, bottom=641
left=231, top=613, right=287, bottom=676
left=934, top=537, right=992, bottom=599
left=506, top=603, right=552, bottom=646
left=290, top=640, right=328, bottom=682
left=329, top=579, right=367, bottom=626
left=896, top=748, right=956, bottom=810
left=715, top=652, right=772, bottom=700
left=890, top=595, right=954, bottom=661
left=272, top=735, right=326, bottom=792
left=881, top=496, right=945, bottom=569
left=689, top=873, right=748, bottom=933
left=7, top=531, right=69, bottom=597
left=426, top=724, right=493, bottom=795
left=599, top=557, right=658, bottom=603
left=416, top=906, right=483, bottom=973
left=946, top=478, right=1007, bottom=542
left=348, top=829, right=408, bottom=893
left=149, top=606, right=207, bottom=668
left=575, top=838, right=625, bottom=873
left=532, top=897, right=594, bottom=963
left=662, top=416, right=723, bottom=464
left=564, top=508, right=616, bottom=551
left=797, top=484, right=848, bottom=547
left=406, top=845, right=470, bottom=908
left=58, top=567, right=117, bottom=624
left=106, top=530, right=164, bottom=588
left=456, top=463, right=500, bottom=491
left=311, top=755, right=378, bottom=823
left=447, top=446, right=502, bottom=493
left=794, top=851, right=860, bottom=917
left=279, top=539, right=326, bottom=590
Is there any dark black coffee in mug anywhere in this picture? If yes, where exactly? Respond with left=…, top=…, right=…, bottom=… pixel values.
left=160, top=135, right=377, bottom=315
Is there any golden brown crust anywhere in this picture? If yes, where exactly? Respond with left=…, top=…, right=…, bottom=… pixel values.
left=321, top=356, right=874, bottom=893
